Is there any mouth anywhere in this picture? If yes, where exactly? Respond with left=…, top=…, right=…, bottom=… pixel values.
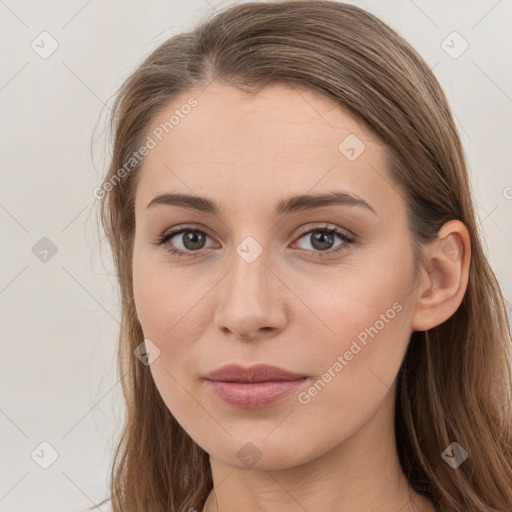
left=203, top=363, right=309, bottom=409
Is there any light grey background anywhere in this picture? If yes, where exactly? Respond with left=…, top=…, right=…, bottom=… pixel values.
left=0, top=1, right=511, bottom=511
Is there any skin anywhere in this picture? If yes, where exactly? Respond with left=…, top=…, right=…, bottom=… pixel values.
left=131, top=81, right=470, bottom=512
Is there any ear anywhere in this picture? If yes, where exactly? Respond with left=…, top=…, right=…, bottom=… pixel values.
left=410, top=220, right=471, bottom=332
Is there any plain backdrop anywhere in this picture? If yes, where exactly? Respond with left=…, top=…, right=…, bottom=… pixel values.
left=0, top=1, right=511, bottom=511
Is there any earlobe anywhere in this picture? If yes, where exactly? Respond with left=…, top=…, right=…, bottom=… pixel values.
left=411, top=220, right=471, bottom=332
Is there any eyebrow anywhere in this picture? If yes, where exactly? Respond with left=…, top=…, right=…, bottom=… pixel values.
left=146, top=190, right=377, bottom=216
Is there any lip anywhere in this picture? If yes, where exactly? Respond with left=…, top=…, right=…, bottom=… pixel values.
left=204, top=363, right=307, bottom=383
left=203, top=364, right=309, bottom=409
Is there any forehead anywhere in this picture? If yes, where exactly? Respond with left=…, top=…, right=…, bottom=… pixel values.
left=134, top=81, right=398, bottom=218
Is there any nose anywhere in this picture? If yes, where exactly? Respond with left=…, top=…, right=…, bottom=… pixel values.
left=212, top=246, right=287, bottom=341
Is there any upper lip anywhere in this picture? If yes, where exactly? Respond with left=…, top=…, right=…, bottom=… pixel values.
left=204, top=364, right=307, bottom=383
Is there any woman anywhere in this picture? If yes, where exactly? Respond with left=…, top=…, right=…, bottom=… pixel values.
left=94, top=1, right=512, bottom=511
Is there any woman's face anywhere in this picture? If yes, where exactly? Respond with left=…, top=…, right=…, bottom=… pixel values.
left=132, top=81, right=421, bottom=469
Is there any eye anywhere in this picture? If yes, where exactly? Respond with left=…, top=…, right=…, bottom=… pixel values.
left=155, top=226, right=216, bottom=257
left=293, top=224, right=354, bottom=258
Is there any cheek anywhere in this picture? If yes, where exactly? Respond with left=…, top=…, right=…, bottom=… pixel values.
left=132, top=259, right=206, bottom=423
left=132, top=251, right=217, bottom=408
left=285, top=296, right=410, bottom=453
left=291, top=261, right=410, bottom=344
left=291, top=262, right=412, bottom=402
left=132, top=247, right=205, bottom=341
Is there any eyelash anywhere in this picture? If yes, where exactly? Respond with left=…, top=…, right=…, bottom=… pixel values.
left=154, top=224, right=354, bottom=260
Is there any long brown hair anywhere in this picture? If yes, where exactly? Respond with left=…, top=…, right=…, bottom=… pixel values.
left=93, top=1, right=512, bottom=510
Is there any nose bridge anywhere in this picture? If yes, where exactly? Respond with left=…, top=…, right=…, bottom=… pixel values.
left=227, top=237, right=271, bottom=304
left=213, top=234, right=284, bottom=337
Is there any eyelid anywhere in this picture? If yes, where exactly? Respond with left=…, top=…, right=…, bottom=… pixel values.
left=159, top=222, right=355, bottom=241
left=160, top=223, right=213, bottom=239
left=294, top=222, right=355, bottom=239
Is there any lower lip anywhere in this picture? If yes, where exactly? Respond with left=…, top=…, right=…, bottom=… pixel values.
left=205, top=379, right=308, bottom=408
